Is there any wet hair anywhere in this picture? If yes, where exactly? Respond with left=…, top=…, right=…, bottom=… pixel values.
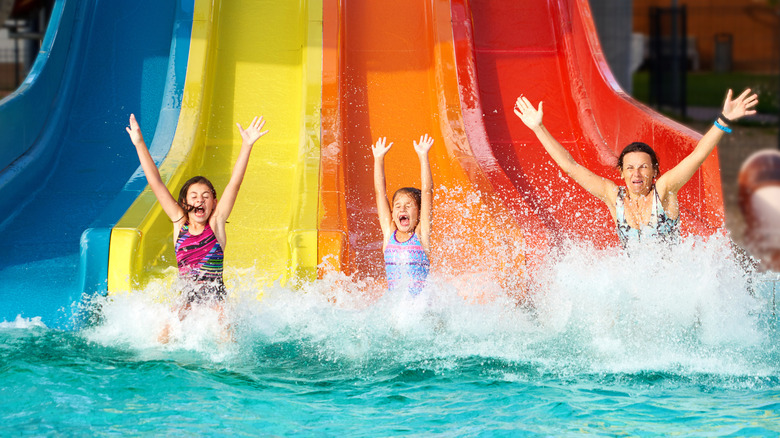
left=617, top=142, right=659, bottom=173
left=392, top=187, right=422, bottom=210
left=177, top=176, right=217, bottom=213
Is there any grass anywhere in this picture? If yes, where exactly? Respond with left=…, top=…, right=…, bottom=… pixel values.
left=632, top=71, right=779, bottom=114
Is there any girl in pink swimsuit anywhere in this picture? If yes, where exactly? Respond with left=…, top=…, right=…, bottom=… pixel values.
left=126, top=113, right=268, bottom=338
left=372, top=134, right=434, bottom=295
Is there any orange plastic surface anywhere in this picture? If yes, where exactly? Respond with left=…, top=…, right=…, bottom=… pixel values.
left=319, top=0, right=527, bottom=294
left=319, top=0, right=725, bottom=292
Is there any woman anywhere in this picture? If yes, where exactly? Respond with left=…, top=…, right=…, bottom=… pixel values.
left=514, top=89, right=758, bottom=247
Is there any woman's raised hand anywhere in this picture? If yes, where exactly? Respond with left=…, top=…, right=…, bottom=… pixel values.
left=236, top=115, right=269, bottom=147
left=722, top=89, right=758, bottom=122
left=513, top=95, right=544, bottom=130
left=372, top=137, right=393, bottom=158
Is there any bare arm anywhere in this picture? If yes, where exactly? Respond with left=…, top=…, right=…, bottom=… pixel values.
left=212, top=116, right=268, bottom=225
left=126, top=114, right=185, bottom=223
left=657, top=88, right=758, bottom=195
left=414, top=134, right=434, bottom=252
left=372, top=137, right=394, bottom=240
left=514, top=96, right=616, bottom=203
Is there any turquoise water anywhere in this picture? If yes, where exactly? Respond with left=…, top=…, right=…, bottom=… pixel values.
left=3, top=237, right=780, bottom=436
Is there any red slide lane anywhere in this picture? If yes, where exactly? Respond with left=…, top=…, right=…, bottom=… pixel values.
left=452, top=0, right=724, bottom=250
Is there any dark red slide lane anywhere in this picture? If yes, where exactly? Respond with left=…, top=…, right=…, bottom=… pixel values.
left=452, top=0, right=724, bottom=252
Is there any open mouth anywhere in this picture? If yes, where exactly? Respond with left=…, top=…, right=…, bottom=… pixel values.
left=193, top=206, right=206, bottom=215
left=398, top=213, right=410, bottom=228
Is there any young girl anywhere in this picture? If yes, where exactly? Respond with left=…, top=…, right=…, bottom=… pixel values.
left=514, top=89, right=757, bottom=247
left=372, top=134, right=434, bottom=295
left=126, top=113, right=267, bottom=323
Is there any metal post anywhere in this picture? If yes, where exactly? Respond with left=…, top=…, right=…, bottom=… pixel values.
left=680, top=5, right=687, bottom=119
left=13, top=21, right=19, bottom=87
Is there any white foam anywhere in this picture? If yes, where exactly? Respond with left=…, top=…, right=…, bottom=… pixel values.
left=79, top=219, right=777, bottom=375
left=0, top=314, right=48, bottom=329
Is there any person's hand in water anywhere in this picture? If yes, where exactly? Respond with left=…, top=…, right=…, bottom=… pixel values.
left=513, top=95, right=544, bottom=130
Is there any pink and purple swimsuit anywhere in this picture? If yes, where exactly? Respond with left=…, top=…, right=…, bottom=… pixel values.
left=175, top=223, right=226, bottom=302
left=383, top=230, right=430, bottom=295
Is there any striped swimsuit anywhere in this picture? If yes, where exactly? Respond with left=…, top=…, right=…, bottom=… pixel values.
left=384, top=231, right=430, bottom=295
left=175, top=223, right=226, bottom=302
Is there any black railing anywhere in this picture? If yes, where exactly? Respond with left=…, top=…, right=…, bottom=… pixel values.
left=649, top=5, right=688, bottom=119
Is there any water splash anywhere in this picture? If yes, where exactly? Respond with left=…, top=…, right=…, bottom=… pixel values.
left=78, top=231, right=780, bottom=383
left=70, top=180, right=780, bottom=380
left=528, top=235, right=777, bottom=376
left=0, top=315, right=47, bottom=329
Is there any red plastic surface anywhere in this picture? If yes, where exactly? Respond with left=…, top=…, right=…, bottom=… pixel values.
left=453, top=0, right=724, bottom=249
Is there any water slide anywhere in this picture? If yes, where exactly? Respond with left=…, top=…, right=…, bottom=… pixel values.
left=319, top=0, right=528, bottom=293
left=450, top=0, right=723, bottom=249
left=0, top=0, right=191, bottom=326
left=319, top=0, right=723, bottom=287
left=2, top=0, right=724, bottom=326
left=108, top=0, right=322, bottom=292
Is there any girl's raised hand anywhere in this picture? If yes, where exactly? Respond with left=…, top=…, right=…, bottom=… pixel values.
left=236, top=116, right=269, bottom=147
left=372, top=137, right=393, bottom=158
left=722, top=88, right=758, bottom=122
left=413, top=134, right=434, bottom=156
left=513, top=95, right=544, bottom=130
left=126, top=114, right=145, bottom=146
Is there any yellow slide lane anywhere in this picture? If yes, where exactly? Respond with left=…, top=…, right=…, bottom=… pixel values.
left=108, top=0, right=322, bottom=291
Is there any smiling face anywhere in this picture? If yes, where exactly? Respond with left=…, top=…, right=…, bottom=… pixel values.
left=620, top=151, right=657, bottom=196
left=185, top=182, right=217, bottom=224
left=392, top=192, right=421, bottom=234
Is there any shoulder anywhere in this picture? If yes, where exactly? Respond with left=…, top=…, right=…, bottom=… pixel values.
left=173, top=220, right=188, bottom=241
left=653, top=176, right=674, bottom=200
left=381, top=228, right=395, bottom=251
left=604, top=182, right=621, bottom=204
left=414, top=227, right=431, bottom=254
left=654, top=182, right=678, bottom=211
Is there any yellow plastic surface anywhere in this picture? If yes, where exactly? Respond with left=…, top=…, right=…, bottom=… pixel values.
left=108, top=0, right=322, bottom=292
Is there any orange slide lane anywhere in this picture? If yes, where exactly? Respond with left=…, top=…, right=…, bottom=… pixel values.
left=451, top=0, right=724, bottom=249
left=319, top=0, right=528, bottom=297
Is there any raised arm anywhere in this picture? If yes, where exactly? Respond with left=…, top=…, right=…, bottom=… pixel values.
left=126, top=114, right=184, bottom=223
left=212, top=116, right=268, bottom=225
left=413, top=134, right=434, bottom=251
left=658, top=88, right=758, bottom=195
left=372, top=137, right=394, bottom=239
left=514, top=96, right=615, bottom=203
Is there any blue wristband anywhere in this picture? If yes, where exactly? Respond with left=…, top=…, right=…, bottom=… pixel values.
left=714, top=120, right=732, bottom=134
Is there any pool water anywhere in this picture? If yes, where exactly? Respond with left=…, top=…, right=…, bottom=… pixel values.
left=2, top=237, right=780, bottom=436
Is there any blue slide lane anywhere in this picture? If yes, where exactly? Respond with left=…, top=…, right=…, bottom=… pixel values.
left=0, top=0, right=193, bottom=328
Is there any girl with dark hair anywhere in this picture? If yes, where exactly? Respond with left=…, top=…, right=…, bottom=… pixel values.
left=514, top=89, right=757, bottom=247
left=372, top=134, right=434, bottom=294
left=126, top=113, right=267, bottom=330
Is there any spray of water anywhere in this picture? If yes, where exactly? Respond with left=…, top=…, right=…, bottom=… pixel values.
left=79, top=186, right=780, bottom=379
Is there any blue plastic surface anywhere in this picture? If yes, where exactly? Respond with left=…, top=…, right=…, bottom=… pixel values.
left=0, top=0, right=193, bottom=328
